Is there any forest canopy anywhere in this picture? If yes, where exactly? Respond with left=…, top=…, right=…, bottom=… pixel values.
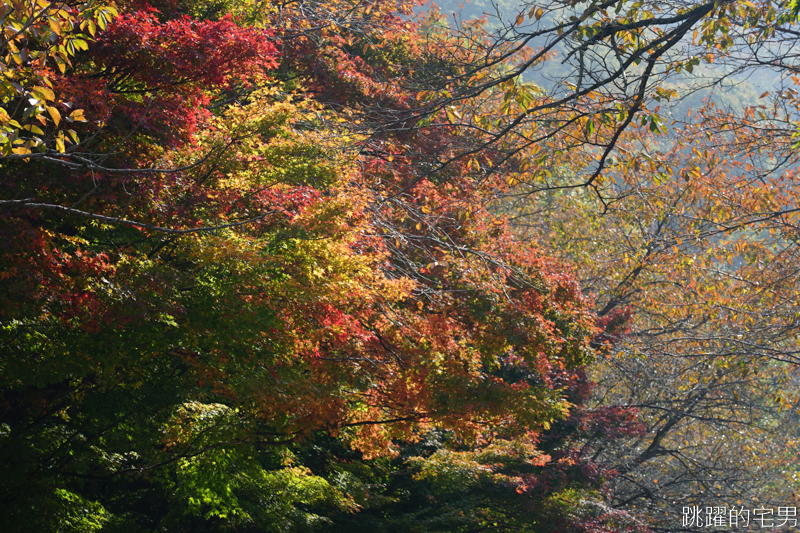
left=1, top=0, right=800, bottom=532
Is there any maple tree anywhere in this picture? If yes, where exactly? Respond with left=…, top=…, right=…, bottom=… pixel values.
left=0, top=1, right=649, bottom=532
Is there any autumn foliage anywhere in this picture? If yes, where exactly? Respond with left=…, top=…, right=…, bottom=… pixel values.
left=0, top=0, right=652, bottom=531
left=6, top=0, right=800, bottom=531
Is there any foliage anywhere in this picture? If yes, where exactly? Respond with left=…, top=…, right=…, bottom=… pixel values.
left=0, top=0, right=116, bottom=154
left=422, top=0, right=800, bottom=529
left=468, top=3, right=800, bottom=526
left=0, top=0, right=644, bottom=532
left=5, top=0, right=800, bottom=531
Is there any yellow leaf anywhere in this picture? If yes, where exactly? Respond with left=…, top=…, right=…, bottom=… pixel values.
left=47, top=106, right=61, bottom=126
left=49, top=18, right=62, bottom=36
left=68, top=109, right=87, bottom=122
left=33, top=86, right=55, bottom=101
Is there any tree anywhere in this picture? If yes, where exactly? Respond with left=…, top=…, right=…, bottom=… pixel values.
left=498, top=157, right=800, bottom=529
left=0, top=0, right=118, bottom=154
left=394, top=0, right=800, bottom=197
left=9, top=0, right=800, bottom=530
left=407, top=0, right=800, bottom=529
left=0, top=0, right=645, bottom=531
left=474, top=30, right=800, bottom=533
